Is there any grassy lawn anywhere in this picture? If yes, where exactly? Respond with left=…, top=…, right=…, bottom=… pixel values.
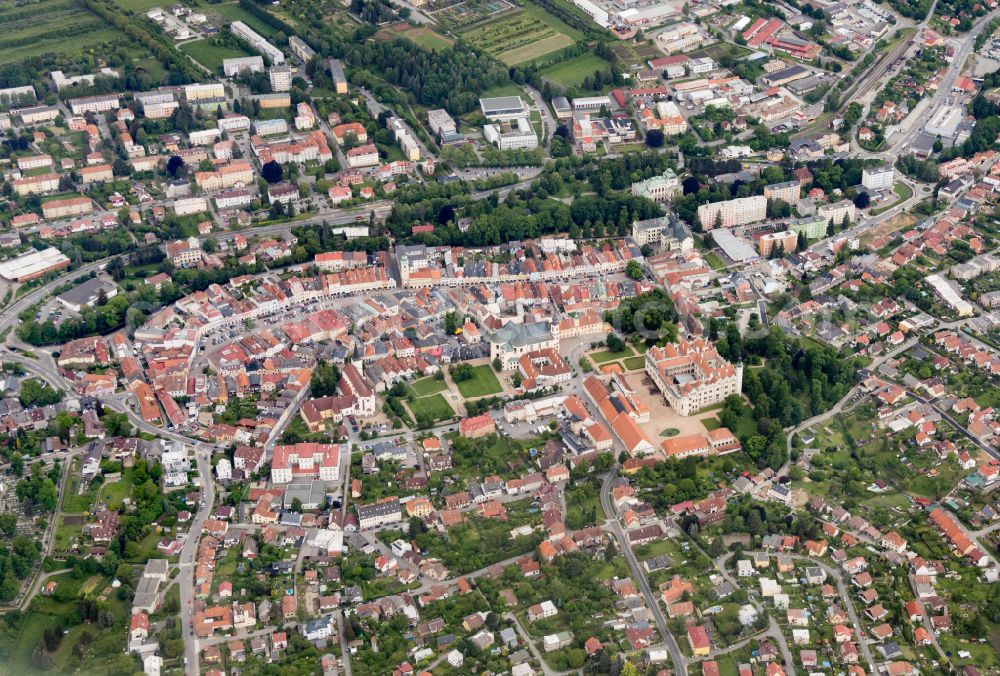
left=590, top=346, right=635, bottom=364
left=704, top=251, right=726, bottom=270
left=478, top=83, right=524, bottom=100
left=211, top=3, right=279, bottom=37
left=407, top=376, right=448, bottom=397
left=97, top=476, right=133, bottom=510
left=407, top=393, right=455, bottom=422
left=623, top=355, right=645, bottom=371
left=454, top=365, right=503, bottom=398
left=179, top=39, right=253, bottom=73
left=871, top=181, right=915, bottom=215
left=702, top=416, right=722, bottom=431
left=114, top=0, right=164, bottom=10
left=540, top=53, right=612, bottom=88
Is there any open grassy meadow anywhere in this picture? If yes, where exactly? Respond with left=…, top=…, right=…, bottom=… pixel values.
left=0, top=0, right=131, bottom=65
left=0, top=571, right=128, bottom=674
left=210, top=2, right=280, bottom=38
left=540, top=52, right=612, bottom=87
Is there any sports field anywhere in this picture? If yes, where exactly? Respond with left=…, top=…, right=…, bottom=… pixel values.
left=379, top=23, right=455, bottom=51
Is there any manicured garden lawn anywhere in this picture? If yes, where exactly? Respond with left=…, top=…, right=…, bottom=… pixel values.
left=540, top=53, right=612, bottom=88
left=590, top=346, right=634, bottom=364
left=408, top=393, right=454, bottom=422
left=407, top=376, right=448, bottom=397
left=623, top=355, right=645, bottom=370
left=455, top=365, right=503, bottom=398
left=702, top=416, right=722, bottom=431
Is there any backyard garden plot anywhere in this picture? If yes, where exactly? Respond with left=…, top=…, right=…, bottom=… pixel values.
left=457, top=6, right=577, bottom=65
left=609, top=41, right=661, bottom=69
left=426, top=0, right=514, bottom=29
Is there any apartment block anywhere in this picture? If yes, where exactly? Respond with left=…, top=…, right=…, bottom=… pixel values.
left=696, top=195, right=767, bottom=229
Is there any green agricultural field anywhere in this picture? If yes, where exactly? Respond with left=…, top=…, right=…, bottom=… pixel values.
left=539, top=52, right=611, bottom=87
left=179, top=38, right=254, bottom=73
left=0, top=0, right=131, bottom=65
left=458, top=7, right=575, bottom=65
left=408, top=393, right=455, bottom=422
left=455, top=365, right=503, bottom=398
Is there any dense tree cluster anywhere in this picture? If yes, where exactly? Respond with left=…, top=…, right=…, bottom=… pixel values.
left=715, top=326, right=861, bottom=469
left=895, top=154, right=940, bottom=183
left=310, top=362, right=342, bottom=397
left=605, top=289, right=679, bottom=342
left=349, top=0, right=397, bottom=25
left=15, top=462, right=58, bottom=514
left=722, top=495, right=822, bottom=541
left=18, top=380, right=63, bottom=408
left=0, top=534, right=40, bottom=601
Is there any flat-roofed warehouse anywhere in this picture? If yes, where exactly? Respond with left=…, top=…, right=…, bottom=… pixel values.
left=0, top=247, right=71, bottom=282
left=761, top=65, right=810, bottom=87
left=57, top=277, right=119, bottom=312
left=479, top=96, right=529, bottom=120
